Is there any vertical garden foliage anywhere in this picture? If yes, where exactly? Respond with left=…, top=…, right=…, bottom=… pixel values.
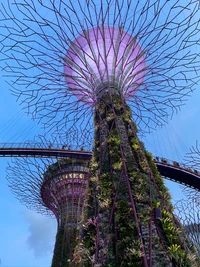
left=51, top=227, right=77, bottom=267
left=74, top=93, right=198, bottom=266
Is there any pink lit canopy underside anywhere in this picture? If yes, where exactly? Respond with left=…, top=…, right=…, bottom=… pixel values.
left=64, top=26, right=146, bottom=105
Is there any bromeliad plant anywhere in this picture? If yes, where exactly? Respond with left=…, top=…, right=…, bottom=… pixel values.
left=159, top=209, right=199, bottom=267
left=74, top=94, right=198, bottom=266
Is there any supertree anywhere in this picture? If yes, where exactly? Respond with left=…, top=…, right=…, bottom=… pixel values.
left=175, top=144, right=200, bottom=259
left=7, top=153, right=91, bottom=266
left=176, top=196, right=200, bottom=258
left=1, top=0, right=200, bottom=266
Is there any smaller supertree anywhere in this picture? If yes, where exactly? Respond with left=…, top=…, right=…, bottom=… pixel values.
left=7, top=153, right=91, bottom=267
left=176, top=195, right=200, bottom=258
left=175, top=144, right=200, bottom=259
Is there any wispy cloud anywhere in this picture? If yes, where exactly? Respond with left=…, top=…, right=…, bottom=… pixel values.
left=23, top=210, right=57, bottom=258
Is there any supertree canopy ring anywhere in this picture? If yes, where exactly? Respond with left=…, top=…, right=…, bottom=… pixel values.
left=1, top=0, right=199, bottom=137
left=64, top=26, right=146, bottom=104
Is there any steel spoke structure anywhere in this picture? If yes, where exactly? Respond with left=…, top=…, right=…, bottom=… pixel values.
left=176, top=196, right=200, bottom=258
left=0, top=0, right=199, bottom=138
left=1, top=0, right=200, bottom=266
left=174, top=144, right=200, bottom=259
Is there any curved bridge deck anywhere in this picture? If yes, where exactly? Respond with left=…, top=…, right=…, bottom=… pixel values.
left=0, top=143, right=92, bottom=159
left=0, top=145, right=199, bottom=191
left=0, top=147, right=92, bottom=160
left=154, top=159, right=200, bottom=191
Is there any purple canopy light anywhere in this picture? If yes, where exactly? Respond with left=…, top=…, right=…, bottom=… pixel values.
left=64, top=26, right=146, bottom=105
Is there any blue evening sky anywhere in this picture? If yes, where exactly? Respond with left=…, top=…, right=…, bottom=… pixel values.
left=1, top=55, right=200, bottom=267
left=0, top=1, right=200, bottom=266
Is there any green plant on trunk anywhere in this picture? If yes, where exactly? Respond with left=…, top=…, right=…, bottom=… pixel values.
left=159, top=209, right=195, bottom=266
left=51, top=227, right=77, bottom=267
left=74, top=94, right=199, bottom=266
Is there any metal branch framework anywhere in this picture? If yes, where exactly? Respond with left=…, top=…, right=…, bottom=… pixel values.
left=7, top=156, right=59, bottom=215
left=1, top=0, right=200, bottom=266
left=7, top=154, right=90, bottom=217
left=175, top=195, right=200, bottom=258
left=0, top=0, right=199, bottom=140
left=184, top=142, right=200, bottom=171
left=7, top=154, right=91, bottom=265
left=176, top=145, right=200, bottom=258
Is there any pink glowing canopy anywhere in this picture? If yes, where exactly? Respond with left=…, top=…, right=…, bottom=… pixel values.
left=64, top=26, right=146, bottom=104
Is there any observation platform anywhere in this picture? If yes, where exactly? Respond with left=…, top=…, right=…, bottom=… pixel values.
left=0, top=143, right=199, bottom=190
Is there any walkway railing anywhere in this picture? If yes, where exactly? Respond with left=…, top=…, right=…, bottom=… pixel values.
left=153, top=156, right=200, bottom=176
left=0, top=143, right=199, bottom=175
left=0, top=143, right=92, bottom=159
left=0, top=142, right=70, bottom=149
left=0, top=144, right=200, bottom=189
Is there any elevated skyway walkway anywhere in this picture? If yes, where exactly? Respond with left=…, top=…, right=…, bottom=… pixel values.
left=153, top=157, right=200, bottom=191
left=0, top=143, right=92, bottom=159
left=0, top=143, right=200, bottom=190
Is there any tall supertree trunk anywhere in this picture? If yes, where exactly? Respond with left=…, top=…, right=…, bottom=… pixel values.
left=74, top=93, right=197, bottom=267
left=51, top=227, right=76, bottom=267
